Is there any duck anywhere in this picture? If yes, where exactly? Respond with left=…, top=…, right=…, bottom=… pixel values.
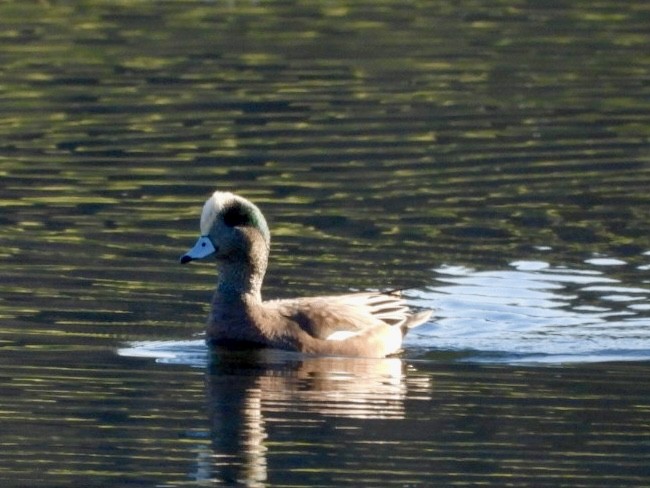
left=180, top=191, right=432, bottom=358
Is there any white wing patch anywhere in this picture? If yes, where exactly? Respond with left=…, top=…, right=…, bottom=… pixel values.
left=326, top=330, right=362, bottom=341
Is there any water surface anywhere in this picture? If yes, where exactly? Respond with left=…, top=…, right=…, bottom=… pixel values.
left=1, top=0, right=650, bottom=486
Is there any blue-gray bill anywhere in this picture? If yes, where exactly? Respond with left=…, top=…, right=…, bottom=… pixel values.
left=180, top=236, right=216, bottom=264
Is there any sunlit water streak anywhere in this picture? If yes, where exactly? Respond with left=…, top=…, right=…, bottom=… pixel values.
left=405, top=259, right=650, bottom=363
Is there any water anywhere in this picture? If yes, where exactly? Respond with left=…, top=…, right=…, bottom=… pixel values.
left=1, top=0, right=650, bottom=486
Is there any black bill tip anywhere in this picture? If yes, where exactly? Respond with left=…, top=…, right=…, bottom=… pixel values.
left=180, top=254, right=193, bottom=264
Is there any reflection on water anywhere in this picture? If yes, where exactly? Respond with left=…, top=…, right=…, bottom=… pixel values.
left=206, top=352, right=410, bottom=486
left=119, top=345, right=416, bottom=485
left=120, top=345, right=410, bottom=418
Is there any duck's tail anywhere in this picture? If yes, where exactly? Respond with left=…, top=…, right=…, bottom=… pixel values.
left=375, top=289, right=433, bottom=335
left=401, top=310, right=433, bottom=335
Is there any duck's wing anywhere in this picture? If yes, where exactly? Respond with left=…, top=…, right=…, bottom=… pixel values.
left=270, top=291, right=431, bottom=341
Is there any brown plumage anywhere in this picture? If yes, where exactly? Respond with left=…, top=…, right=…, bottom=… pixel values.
left=181, top=191, right=432, bottom=358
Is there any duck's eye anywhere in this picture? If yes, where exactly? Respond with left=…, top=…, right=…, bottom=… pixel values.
left=223, top=204, right=250, bottom=227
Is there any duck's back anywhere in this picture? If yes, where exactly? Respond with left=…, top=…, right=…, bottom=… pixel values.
left=270, top=291, right=430, bottom=341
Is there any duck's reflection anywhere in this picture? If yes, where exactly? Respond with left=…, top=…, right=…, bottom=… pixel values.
left=201, top=348, right=409, bottom=486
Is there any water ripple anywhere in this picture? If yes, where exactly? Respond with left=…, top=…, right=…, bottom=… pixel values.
left=406, top=260, right=650, bottom=364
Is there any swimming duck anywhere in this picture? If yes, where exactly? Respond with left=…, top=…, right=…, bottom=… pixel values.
left=180, top=191, right=431, bottom=358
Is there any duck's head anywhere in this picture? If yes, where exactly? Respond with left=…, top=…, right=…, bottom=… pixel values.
left=180, top=191, right=270, bottom=266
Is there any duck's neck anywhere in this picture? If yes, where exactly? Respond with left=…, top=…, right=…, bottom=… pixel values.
left=214, top=258, right=266, bottom=304
left=215, top=269, right=262, bottom=303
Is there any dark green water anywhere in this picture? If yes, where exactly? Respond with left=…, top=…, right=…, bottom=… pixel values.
left=1, top=0, right=649, bottom=486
